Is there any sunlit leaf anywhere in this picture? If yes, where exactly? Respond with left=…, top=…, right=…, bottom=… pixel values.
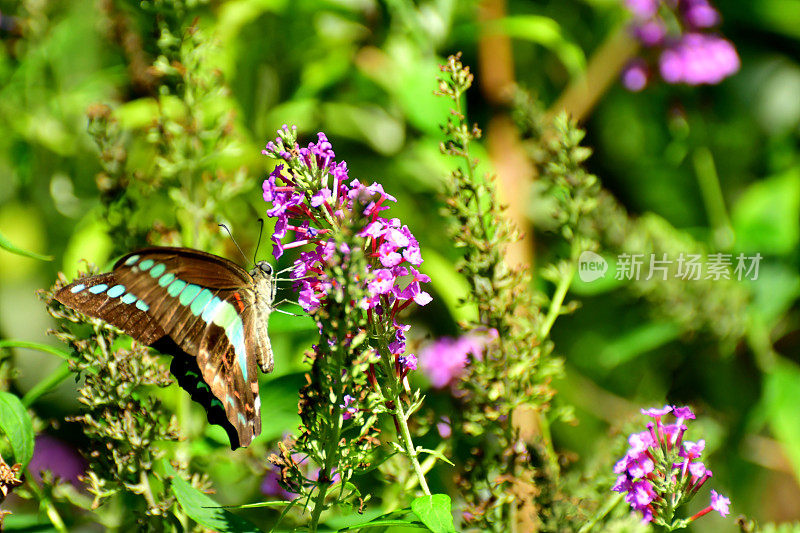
left=732, top=168, right=800, bottom=255
left=763, top=359, right=800, bottom=485
left=0, top=391, right=35, bottom=467
left=165, top=461, right=262, bottom=533
left=0, top=229, right=52, bottom=261
left=411, top=494, right=457, bottom=533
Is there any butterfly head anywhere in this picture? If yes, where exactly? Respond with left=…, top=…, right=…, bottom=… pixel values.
left=250, top=261, right=273, bottom=280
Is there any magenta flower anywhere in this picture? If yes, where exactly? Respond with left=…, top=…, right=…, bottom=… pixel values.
left=418, top=331, right=496, bottom=388
left=659, top=33, right=740, bottom=85
left=613, top=405, right=730, bottom=526
left=621, top=0, right=739, bottom=90
left=28, top=435, right=86, bottom=487
left=340, top=395, right=357, bottom=420
left=262, top=126, right=431, bottom=380
left=710, top=490, right=730, bottom=517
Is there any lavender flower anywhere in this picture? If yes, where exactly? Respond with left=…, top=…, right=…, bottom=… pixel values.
left=28, top=435, right=87, bottom=487
left=262, top=126, right=431, bottom=373
left=621, top=0, right=739, bottom=89
left=659, top=33, right=740, bottom=85
left=613, top=405, right=730, bottom=526
left=418, top=330, right=497, bottom=388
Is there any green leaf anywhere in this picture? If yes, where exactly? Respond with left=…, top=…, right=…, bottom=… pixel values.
left=0, top=391, right=35, bottom=467
left=331, top=508, right=427, bottom=531
left=165, top=461, right=262, bottom=533
left=411, top=494, right=457, bottom=533
left=422, top=249, right=478, bottom=324
left=597, top=321, right=681, bottom=370
left=337, top=519, right=428, bottom=531
left=486, top=16, right=586, bottom=78
left=269, top=311, right=317, bottom=333
left=0, top=229, right=52, bottom=261
left=418, top=448, right=455, bottom=467
left=257, top=372, right=304, bottom=441
left=764, top=359, right=800, bottom=484
left=732, top=168, right=800, bottom=255
left=0, top=340, right=73, bottom=362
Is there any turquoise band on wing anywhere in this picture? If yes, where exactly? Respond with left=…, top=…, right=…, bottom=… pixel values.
left=118, top=258, right=251, bottom=385
left=149, top=263, right=166, bottom=277
left=107, top=284, right=126, bottom=298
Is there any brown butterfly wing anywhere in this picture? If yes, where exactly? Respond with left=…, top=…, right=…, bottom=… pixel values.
left=57, top=247, right=264, bottom=448
left=55, top=273, right=166, bottom=344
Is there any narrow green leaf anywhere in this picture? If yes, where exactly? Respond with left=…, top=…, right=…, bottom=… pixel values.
left=597, top=321, right=681, bottom=369
left=165, top=461, right=262, bottom=533
left=0, top=229, right=52, bottom=261
left=486, top=15, right=586, bottom=77
left=764, top=359, right=800, bottom=484
left=411, top=494, right=457, bottom=533
left=337, top=519, right=427, bottom=531
left=418, top=448, right=455, bottom=466
left=0, top=340, right=73, bottom=361
left=0, top=391, right=36, bottom=467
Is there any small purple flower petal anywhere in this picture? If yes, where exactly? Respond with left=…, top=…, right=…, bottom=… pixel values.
left=710, top=490, right=730, bottom=517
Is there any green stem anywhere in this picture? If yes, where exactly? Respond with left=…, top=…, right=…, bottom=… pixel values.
left=540, top=250, right=578, bottom=339
left=377, top=343, right=432, bottom=496
left=394, top=399, right=431, bottom=495
left=25, top=476, right=68, bottom=533
left=692, top=147, right=733, bottom=250
left=309, top=334, right=347, bottom=532
left=139, top=470, right=157, bottom=510
left=577, top=492, right=623, bottom=533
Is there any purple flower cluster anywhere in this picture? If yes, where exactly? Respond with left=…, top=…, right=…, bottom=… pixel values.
left=613, top=405, right=730, bottom=524
left=621, top=0, right=740, bottom=90
left=418, top=330, right=497, bottom=389
left=262, top=126, right=431, bottom=373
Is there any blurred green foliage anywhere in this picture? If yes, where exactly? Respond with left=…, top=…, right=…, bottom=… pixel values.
left=0, top=0, right=798, bottom=531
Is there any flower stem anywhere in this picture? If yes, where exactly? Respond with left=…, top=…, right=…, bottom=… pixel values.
left=394, top=399, right=431, bottom=495
left=692, top=146, right=733, bottom=249
left=540, top=244, right=579, bottom=339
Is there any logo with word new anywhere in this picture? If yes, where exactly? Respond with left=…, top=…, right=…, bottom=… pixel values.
left=578, top=251, right=608, bottom=283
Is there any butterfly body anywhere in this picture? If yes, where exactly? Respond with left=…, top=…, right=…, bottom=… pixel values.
left=55, top=247, right=276, bottom=448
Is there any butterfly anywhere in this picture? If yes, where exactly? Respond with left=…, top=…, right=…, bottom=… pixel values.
left=55, top=247, right=277, bottom=449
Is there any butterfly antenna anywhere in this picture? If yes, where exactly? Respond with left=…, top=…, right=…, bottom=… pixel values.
left=253, top=218, right=265, bottom=265
left=218, top=223, right=249, bottom=265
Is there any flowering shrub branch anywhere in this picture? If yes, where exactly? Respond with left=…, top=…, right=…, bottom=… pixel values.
left=261, top=127, right=439, bottom=529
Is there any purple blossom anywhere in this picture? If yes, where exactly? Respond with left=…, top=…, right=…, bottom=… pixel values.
left=622, top=0, right=739, bottom=89
left=681, top=439, right=705, bottom=459
left=680, top=0, right=719, bottom=28
left=28, top=435, right=86, bottom=487
left=614, top=405, right=729, bottom=525
left=261, top=469, right=297, bottom=500
left=340, top=395, right=357, bottom=420
left=436, top=417, right=452, bottom=438
left=710, top=490, right=730, bottom=517
left=418, top=331, right=496, bottom=388
left=624, top=0, right=658, bottom=18
left=398, top=353, right=418, bottom=372
left=641, top=405, right=672, bottom=418
left=634, top=19, right=666, bottom=46
left=261, top=128, right=432, bottom=381
left=659, top=33, right=740, bottom=85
